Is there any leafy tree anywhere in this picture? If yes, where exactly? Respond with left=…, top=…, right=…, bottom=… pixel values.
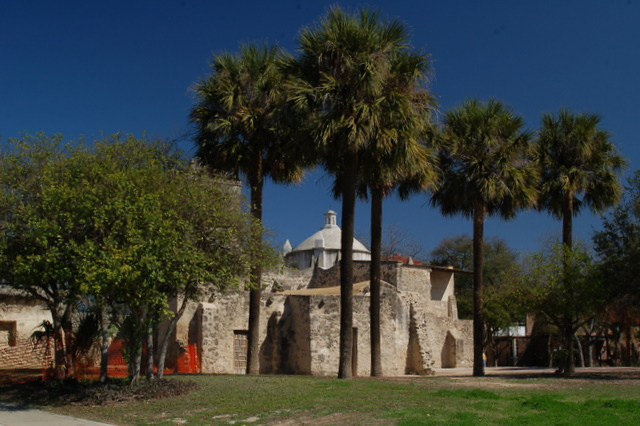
left=0, top=134, right=91, bottom=380
left=191, top=44, right=303, bottom=374
left=285, top=6, right=420, bottom=378
left=431, top=99, right=538, bottom=376
left=520, top=243, right=604, bottom=374
left=0, top=134, right=266, bottom=383
left=593, top=171, right=640, bottom=366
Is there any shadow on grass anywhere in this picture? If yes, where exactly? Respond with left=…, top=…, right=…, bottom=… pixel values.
left=0, top=378, right=199, bottom=407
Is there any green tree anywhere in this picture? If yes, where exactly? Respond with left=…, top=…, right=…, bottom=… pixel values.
left=0, top=134, right=266, bottom=383
left=191, top=44, right=303, bottom=374
left=286, top=6, right=418, bottom=378
left=431, top=99, right=538, bottom=376
left=0, top=134, right=87, bottom=380
left=521, top=243, right=604, bottom=374
left=593, top=171, right=640, bottom=366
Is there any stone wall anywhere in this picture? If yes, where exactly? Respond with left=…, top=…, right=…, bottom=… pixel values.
left=0, top=290, right=52, bottom=369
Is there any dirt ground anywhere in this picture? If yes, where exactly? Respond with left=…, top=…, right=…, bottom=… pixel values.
left=384, top=366, right=640, bottom=389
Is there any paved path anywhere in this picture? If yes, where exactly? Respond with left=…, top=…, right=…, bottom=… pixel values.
left=0, top=402, right=112, bottom=426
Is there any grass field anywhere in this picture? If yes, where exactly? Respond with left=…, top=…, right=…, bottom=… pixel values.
left=2, top=369, right=640, bottom=425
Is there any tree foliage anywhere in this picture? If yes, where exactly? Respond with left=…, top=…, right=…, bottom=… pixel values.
left=0, top=134, right=268, bottom=382
left=520, top=243, right=604, bottom=375
left=536, top=109, right=625, bottom=247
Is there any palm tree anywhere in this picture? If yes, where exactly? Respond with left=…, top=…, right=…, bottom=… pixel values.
left=191, top=44, right=303, bottom=375
left=431, top=99, right=538, bottom=377
left=357, top=50, right=438, bottom=377
left=537, top=110, right=625, bottom=249
left=536, top=109, right=625, bottom=375
left=285, top=6, right=413, bottom=378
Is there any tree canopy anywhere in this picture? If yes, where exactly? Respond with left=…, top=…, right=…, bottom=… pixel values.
left=0, top=134, right=269, bottom=382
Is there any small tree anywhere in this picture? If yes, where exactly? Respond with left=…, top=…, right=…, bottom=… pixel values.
left=521, top=243, right=604, bottom=375
left=593, top=171, right=640, bottom=366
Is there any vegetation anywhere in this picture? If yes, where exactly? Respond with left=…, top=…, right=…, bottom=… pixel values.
left=431, top=99, right=538, bottom=376
left=0, top=134, right=270, bottom=383
left=2, top=373, right=640, bottom=425
left=594, top=171, right=640, bottom=366
left=521, top=244, right=605, bottom=372
left=191, top=44, right=304, bottom=375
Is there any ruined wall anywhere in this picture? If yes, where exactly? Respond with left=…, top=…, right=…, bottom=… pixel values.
left=396, top=266, right=430, bottom=294
left=263, top=268, right=313, bottom=291
left=0, top=291, right=52, bottom=369
left=308, top=261, right=400, bottom=289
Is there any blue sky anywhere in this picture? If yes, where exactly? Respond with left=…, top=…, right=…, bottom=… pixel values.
left=2, top=0, right=639, bottom=258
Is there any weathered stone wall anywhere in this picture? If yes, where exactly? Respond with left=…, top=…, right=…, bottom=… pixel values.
left=0, top=291, right=51, bottom=369
left=263, top=268, right=313, bottom=291
left=197, top=263, right=472, bottom=375
left=308, top=261, right=401, bottom=289
left=430, top=269, right=455, bottom=301
left=396, top=266, right=430, bottom=294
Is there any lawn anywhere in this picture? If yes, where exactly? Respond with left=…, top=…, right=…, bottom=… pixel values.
left=2, top=370, right=640, bottom=425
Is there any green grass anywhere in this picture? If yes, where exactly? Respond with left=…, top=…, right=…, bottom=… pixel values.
left=2, top=374, right=640, bottom=425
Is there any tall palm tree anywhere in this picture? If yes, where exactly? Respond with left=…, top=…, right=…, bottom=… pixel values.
left=536, top=109, right=625, bottom=375
left=191, top=44, right=303, bottom=375
left=285, top=6, right=412, bottom=378
left=357, top=50, right=438, bottom=377
left=431, top=99, right=538, bottom=377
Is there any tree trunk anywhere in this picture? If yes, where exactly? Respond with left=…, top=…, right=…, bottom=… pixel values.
left=338, top=151, right=358, bottom=379
left=128, top=306, right=147, bottom=384
left=62, top=305, right=75, bottom=379
left=562, top=190, right=573, bottom=249
left=574, top=332, right=585, bottom=368
left=247, top=157, right=264, bottom=375
left=51, top=313, right=67, bottom=381
left=99, top=303, right=110, bottom=383
left=370, top=185, right=383, bottom=377
left=472, top=200, right=485, bottom=377
left=562, top=190, right=575, bottom=376
left=157, top=296, right=189, bottom=379
left=563, top=325, right=575, bottom=376
left=146, top=324, right=154, bottom=381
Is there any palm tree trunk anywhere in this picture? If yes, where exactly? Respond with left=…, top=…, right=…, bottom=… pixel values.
left=472, top=200, right=486, bottom=377
left=247, top=157, right=264, bottom=375
left=562, top=190, right=576, bottom=376
left=562, top=190, right=573, bottom=249
left=338, top=151, right=358, bottom=379
left=370, top=185, right=383, bottom=377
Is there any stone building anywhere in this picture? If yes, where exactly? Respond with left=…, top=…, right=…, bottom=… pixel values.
left=0, top=286, right=53, bottom=370
left=192, top=211, right=473, bottom=376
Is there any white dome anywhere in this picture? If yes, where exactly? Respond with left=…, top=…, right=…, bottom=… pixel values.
left=286, top=210, right=371, bottom=270
left=292, top=211, right=370, bottom=253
